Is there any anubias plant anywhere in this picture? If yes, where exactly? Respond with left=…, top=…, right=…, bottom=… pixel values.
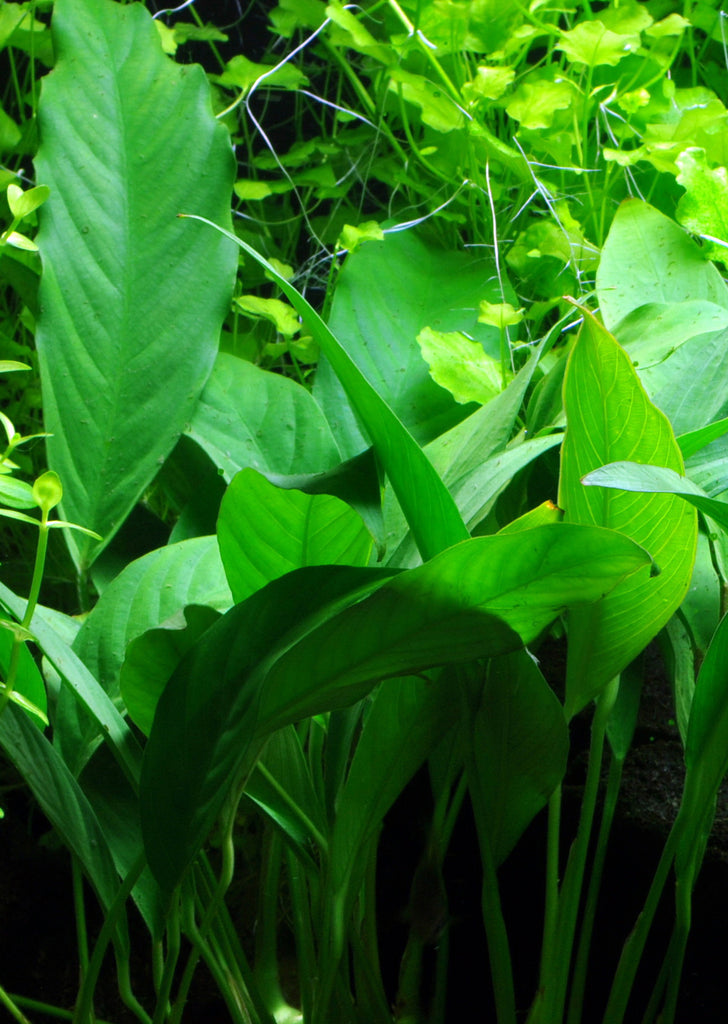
left=1, top=2, right=728, bottom=1024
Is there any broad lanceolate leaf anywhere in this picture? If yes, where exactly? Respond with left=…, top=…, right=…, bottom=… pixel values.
left=217, top=468, right=372, bottom=603
left=141, top=526, right=650, bottom=890
left=582, top=461, right=728, bottom=533
left=35, top=0, right=237, bottom=570
left=559, top=309, right=697, bottom=716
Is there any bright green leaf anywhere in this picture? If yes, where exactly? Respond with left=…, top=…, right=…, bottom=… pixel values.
left=217, top=468, right=372, bottom=603
left=676, top=148, right=728, bottom=264
left=417, top=327, right=506, bottom=405
left=235, top=294, right=301, bottom=337
left=559, top=308, right=697, bottom=717
left=582, top=460, right=728, bottom=534
left=388, top=69, right=465, bottom=133
left=338, top=221, right=384, bottom=252
left=216, top=54, right=307, bottom=93
left=558, top=21, right=641, bottom=67
left=6, top=183, right=50, bottom=220
left=32, top=470, right=62, bottom=515
left=34, top=0, right=237, bottom=570
left=506, top=78, right=573, bottom=129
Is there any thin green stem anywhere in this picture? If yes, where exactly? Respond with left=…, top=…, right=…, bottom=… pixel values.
left=150, top=896, right=181, bottom=1024
left=601, top=825, right=679, bottom=1023
left=0, top=984, right=33, bottom=1024
left=9, top=994, right=114, bottom=1024
left=539, top=784, right=562, bottom=994
left=72, top=856, right=90, bottom=982
left=567, top=753, right=624, bottom=1024
left=535, top=678, right=619, bottom=1023
left=0, top=518, right=48, bottom=718
left=169, top=785, right=248, bottom=1024
left=73, top=852, right=147, bottom=1024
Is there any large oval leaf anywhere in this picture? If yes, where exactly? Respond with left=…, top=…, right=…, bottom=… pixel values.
left=34, top=0, right=237, bottom=569
left=559, top=308, right=697, bottom=716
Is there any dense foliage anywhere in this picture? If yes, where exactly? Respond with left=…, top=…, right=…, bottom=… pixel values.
left=2, top=1, right=728, bottom=1022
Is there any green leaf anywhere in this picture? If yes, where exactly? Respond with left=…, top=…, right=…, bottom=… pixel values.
left=59, top=537, right=230, bottom=775
left=676, top=148, right=728, bottom=264
left=0, top=616, right=47, bottom=724
left=263, top=449, right=385, bottom=557
left=0, top=705, right=127, bottom=937
left=463, top=65, right=515, bottom=103
left=215, top=53, right=308, bottom=93
left=120, top=605, right=220, bottom=737
left=581, top=460, right=728, bottom=533
left=596, top=200, right=728, bottom=331
left=506, top=77, right=573, bottom=129
left=313, top=230, right=510, bottom=456
left=0, top=475, right=35, bottom=509
left=73, top=536, right=231, bottom=699
left=678, top=416, right=728, bottom=459
left=468, top=650, right=568, bottom=866
left=6, top=183, right=50, bottom=220
left=187, top=352, right=341, bottom=482
left=388, top=69, right=465, bottom=133
left=417, top=327, right=507, bottom=405
left=234, top=294, right=301, bottom=337
left=186, top=219, right=469, bottom=561
left=218, top=468, right=372, bottom=603
left=613, top=301, right=728, bottom=369
left=141, top=565, right=397, bottom=888
left=32, top=469, right=62, bottom=514
left=0, top=582, right=143, bottom=790
left=557, top=20, right=641, bottom=67
left=559, top=308, right=697, bottom=716
left=141, top=525, right=651, bottom=889
left=0, top=360, right=30, bottom=373
left=34, top=0, right=237, bottom=570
